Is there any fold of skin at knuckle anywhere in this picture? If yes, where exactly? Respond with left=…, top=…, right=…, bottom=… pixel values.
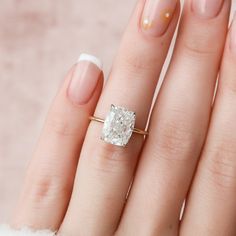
left=178, top=21, right=226, bottom=58
left=180, top=36, right=219, bottom=58
left=24, top=172, right=72, bottom=206
left=149, top=115, right=203, bottom=163
left=203, top=142, right=236, bottom=190
left=219, top=61, right=236, bottom=95
left=45, top=109, right=84, bottom=137
left=225, top=46, right=236, bottom=63
left=219, top=80, right=236, bottom=97
left=116, top=42, right=163, bottom=78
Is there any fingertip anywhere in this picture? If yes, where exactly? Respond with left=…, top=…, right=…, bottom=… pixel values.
left=78, top=53, right=103, bottom=71
left=67, top=54, right=103, bottom=106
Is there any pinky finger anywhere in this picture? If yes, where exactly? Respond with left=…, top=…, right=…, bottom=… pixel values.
left=12, top=54, right=103, bottom=231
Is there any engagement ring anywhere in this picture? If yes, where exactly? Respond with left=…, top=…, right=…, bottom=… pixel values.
left=89, top=104, right=148, bottom=147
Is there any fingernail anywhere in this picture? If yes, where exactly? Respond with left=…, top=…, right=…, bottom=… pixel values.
left=141, top=0, right=178, bottom=37
left=230, top=13, right=236, bottom=54
left=192, top=0, right=224, bottom=19
left=68, top=53, right=102, bottom=105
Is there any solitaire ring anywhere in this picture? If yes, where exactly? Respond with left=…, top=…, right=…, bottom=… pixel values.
left=89, top=104, right=148, bottom=147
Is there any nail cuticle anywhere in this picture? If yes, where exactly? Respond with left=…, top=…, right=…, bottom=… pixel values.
left=191, top=0, right=224, bottom=19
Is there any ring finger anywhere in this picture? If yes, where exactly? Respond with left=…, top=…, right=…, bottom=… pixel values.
left=60, top=0, right=180, bottom=235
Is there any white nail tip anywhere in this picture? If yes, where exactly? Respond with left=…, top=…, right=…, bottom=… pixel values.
left=78, top=53, right=103, bottom=70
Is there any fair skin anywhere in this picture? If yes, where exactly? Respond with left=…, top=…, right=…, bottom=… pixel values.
left=11, top=0, right=236, bottom=235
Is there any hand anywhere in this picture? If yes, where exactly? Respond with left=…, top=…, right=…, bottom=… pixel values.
left=11, top=0, right=236, bottom=235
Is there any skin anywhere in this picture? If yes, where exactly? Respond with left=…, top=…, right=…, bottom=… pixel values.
left=11, top=0, right=236, bottom=235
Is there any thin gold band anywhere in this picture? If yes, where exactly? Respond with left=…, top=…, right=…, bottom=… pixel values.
left=89, top=116, right=149, bottom=136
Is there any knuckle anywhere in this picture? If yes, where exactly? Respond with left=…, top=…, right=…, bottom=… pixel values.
left=221, top=76, right=236, bottom=95
left=126, top=54, right=156, bottom=71
left=204, top=143, right=236, bottom=189
left=30, top=177, right=52, bottom=202
left=119, top=48, right=159, bottom=75
left=151, top=114, right=202, bottom=162
left=45, top=113, right=77, bottom=137
left=181, top=36, right=217, bottom=57
left=29, top=176, right=71, bottom=203
left=26, top=166, right=72, bottom=203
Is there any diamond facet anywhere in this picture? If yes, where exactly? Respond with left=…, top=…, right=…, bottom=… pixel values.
left=101, top=105, right=136, bottom=147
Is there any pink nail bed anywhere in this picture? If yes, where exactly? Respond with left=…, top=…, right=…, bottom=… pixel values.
left=141, top=0, right=178, bottom=37
left=68, top=54, right=102, bottom=105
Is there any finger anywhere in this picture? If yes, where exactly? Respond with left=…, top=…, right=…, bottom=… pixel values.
left=12, top=54, right=103, bottom=231
left=117, top=0, right=231, bottom=235
left=181, top=14, right=236, bottom=236
left=60, top=0, right=180, bottom=235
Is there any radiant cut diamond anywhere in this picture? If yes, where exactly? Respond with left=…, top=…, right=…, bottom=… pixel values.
left=101, top=105, right=136, bottom=147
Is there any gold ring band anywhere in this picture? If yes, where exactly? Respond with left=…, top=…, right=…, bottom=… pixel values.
left=89, top=116, right=149, bottom=136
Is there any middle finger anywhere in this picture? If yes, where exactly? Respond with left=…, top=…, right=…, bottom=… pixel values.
left=60, top=0, right=180, bottom=235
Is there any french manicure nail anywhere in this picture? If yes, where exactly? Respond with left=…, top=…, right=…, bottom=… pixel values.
left=230, top=13, right=236, bottom=54
left=68, top=53, right=102, bottom=105
left=141, top=0, right=178, bottom=37
left=192, top=0, right=224, bottom=19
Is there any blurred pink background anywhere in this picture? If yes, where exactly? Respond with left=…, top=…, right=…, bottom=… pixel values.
left=0, top=0, right=136, bottom=222
left=0, top=0, right=235, bottom=223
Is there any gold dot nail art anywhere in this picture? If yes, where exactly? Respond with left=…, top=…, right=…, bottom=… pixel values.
left=160, top=9, right=172, bottom=22
left=165, top=12, right=171, bottom=19
left=142, top=18, right=152, bottom=30
left=140, top=0, right=178, bottom=37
